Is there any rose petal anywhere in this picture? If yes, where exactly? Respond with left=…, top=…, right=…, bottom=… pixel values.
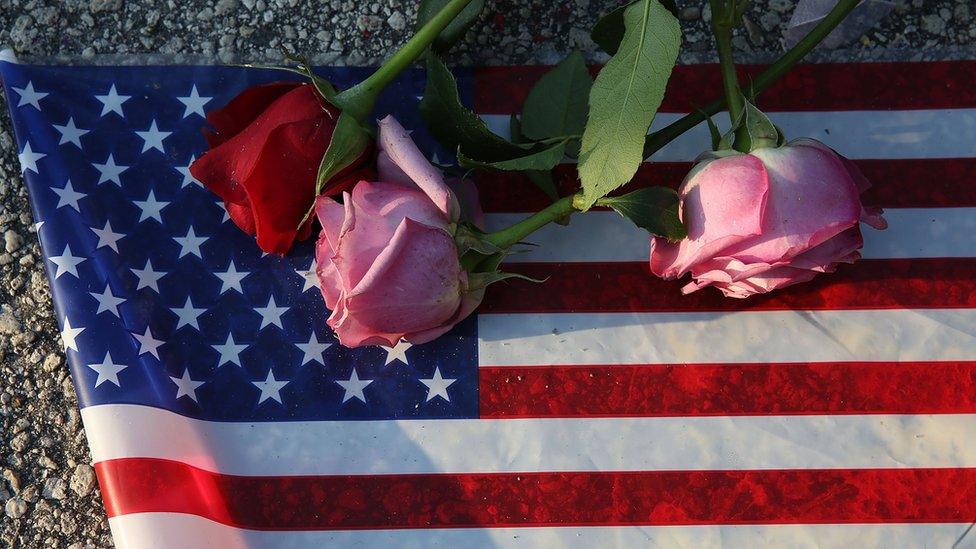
left=327, top=294, right=403, bottom=348
left=203, top=82, right=301, bottom=147
left=650, top=153, right=769, bottom=278
left=192, top=84, right=327, bottom=202
left=376, top=150, right=416, bottom=189
left=861, top=205, right=888, bottom=230
left=240, top=116, right=335, bottom=254
left=331, top=218, right=463, bottom=347
left=225, top=201, right=256, bottom=236
left=377, top=115, right=459, bottom=222
left=314, top=250, right=343, bottom=310
left=725, top=143, right=862, bottom=265
left=407, top=284, right=484, bottom=344
left=190, top=84, right=334, bottom=253
left=787, top=226, right=864, bottom=272
left=330, top=181, right=453, bottom=291
left=791, top=138, right=872, bottom=193
left=314, top=195, right=347, bottom=253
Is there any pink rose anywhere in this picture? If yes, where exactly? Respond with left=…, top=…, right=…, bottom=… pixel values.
left=650, top=139, right=887, bottom=298
left=314, top=116, right=484, bottom=347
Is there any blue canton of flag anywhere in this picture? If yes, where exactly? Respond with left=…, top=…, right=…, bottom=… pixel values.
left=0, top=58, right=479, bottom=422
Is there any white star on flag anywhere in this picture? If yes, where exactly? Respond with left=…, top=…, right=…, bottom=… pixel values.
left=60, top=316, right=85, bottom=353
left=175, top=157, right=202, bottom=188
left=173, top=226, right=207, bottom=258
left=51, top=180, right=85, bottom=212
left=130, top=259, right=166, bottom=292
left=95, top=84, right=131, bottom=117
left=52, top=117, right=90, bottom=148
left=134, top=190, right=170, bottom=223
left=214, top=261, right=250, bottom=294
left=295, top=332, right=332, bottom=366
left=18, top=142, right=45, bottom=175
left=213, top=333, right=248, bottom=367
left=255, top=295, right=289, bottom=330
left=171, top=369, right=206, bottom=402
left=253, top=369, right=290, bottom=405
left=171, top=296, right=206, bottom=331
left=87, top=352, right=128, bottom=388
left=295, top=260, right=321, bottom=292
left=135, top=120, right=172, bottom=153
left=91, top=220, right=125, bottom=253
left=420, top=367, right=457, bottom=402
left=383, top=339, right=412, bottom=366
left=48, top=244, right=86, bottom=279
left=12, top=81, right=48, bottom=110
left=176, top=85, right=213, bottom=118
left=89, top=283, right=126, bottom=317
left=132, top=326, right=165, bottom=359
left=93, top=154, right=130, bottom=186
left=336, top=368, right=372, bottom=404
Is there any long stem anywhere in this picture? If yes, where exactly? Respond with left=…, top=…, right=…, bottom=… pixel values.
left=642, top=0, right=859, bottom=159
left=485, top=195, right=578, bottom=249
left=709, top=0, right=742, bottom=124
left=483, top=0, right=859, bottom=251
left=334, top=0, right=474, bottom=120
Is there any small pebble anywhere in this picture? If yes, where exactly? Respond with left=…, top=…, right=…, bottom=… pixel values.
left=4, top=497, right=27, bottom=518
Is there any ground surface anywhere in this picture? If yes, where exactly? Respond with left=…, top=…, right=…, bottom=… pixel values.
left=0, top=0, right=973, bottom=546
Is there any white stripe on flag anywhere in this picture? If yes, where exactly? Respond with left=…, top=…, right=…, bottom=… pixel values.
left=479, top=308, right=976, bottom=366
left=482, top=109, right=976, bottom=160
left=107, top=512, right=976, bottom=549
left=485, top=208, right=976, bottom=263
left=83, top=404, right=976, bottom=476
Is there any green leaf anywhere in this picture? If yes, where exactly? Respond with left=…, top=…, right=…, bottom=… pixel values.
left=279, top=49, right=338, bottom=100
left=509, top=114, right=527, bottom=144
left=296, top=111, right=370, bottom=228
left=525, top=170, right=559, bottom=201
left=599, top=186, right=686, bottom=240
left=458, top=140, right=567, bottom=172
left=455, top=224, right=504, bottom=257
left=419, top=53, right=528, bottom=162
left=591, top=0, right=678, bottom=54
left=416, top=0, right=486, bottom=53
left=577, top=0, right=681, bottom=210
left=735, top=96, right=779, bottom=152
left=521, top=51, right=592, bottom=141
left=702, top=110, right=722, bottom=150
left=316, top=112, right=370, bottom=191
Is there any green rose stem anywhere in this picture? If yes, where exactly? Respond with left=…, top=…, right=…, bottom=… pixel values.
left=333, top=0, right=475, bottom=121
left=483, top=0, right=860, bottom=251
left=485, top=195, right=577, bottom=249
left=642, top=0, right=859, bottom=158
left=709, top=0, right=744, bottom=124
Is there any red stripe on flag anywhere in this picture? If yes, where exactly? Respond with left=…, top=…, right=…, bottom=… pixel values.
left=476, top=159, right=976, bottom=213
left=479, top=361, right=976, bottom=418
left=97, top=459, right=976, bottom=529
left=481, top=259, right=976, bottom=314
left=473, top=61, right=976, bottom=113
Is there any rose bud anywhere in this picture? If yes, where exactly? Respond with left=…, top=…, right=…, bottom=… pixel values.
left=190, top=82, right=374, bottom=255
left=649, top=138, right=887, bottom=298
left=314, top=116, right=484, bottom=347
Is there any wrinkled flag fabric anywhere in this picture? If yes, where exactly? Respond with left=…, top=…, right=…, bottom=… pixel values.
left=2, top=52, right=976, bottom=548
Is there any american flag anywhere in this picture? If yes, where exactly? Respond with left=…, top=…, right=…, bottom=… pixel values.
left=3, top=49, right=976, bottom=547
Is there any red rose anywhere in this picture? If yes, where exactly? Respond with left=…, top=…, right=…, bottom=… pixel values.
left=190, top=82, right=374, bottom=254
